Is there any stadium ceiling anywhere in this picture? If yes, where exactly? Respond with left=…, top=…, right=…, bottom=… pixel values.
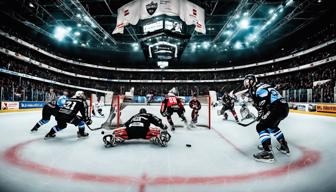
left=0, top=0, right=333, bottom=63
left=1, top=0, right=330, bottom=49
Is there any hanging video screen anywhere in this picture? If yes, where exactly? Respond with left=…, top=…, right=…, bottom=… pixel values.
left=143, top=20, right=164, bottom=33
left=165, top=19, right=183, bottom=33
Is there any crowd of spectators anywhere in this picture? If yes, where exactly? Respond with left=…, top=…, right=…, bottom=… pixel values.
left=1, top=22, right=335, bottom=69
left=0, top=23, right=335, bottom=103
left=1, top=33, right=336, bottom=81
left=0, top=74, right=75, bottom=101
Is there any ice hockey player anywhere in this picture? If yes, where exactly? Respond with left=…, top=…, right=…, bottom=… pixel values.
left=146, top=90, right=155, bottom=105
left=92, top=97, right=104, bottom=117
left=160, top=91, right=187, bottom=131
left=44, top=91, right=92, bottom=139
left=240, top=102, right=255, bottom=121
left=31, top=89, right=69, bottom=132
left=219, top=91, right=239, bottom=122
left=239, top=94, right=256, bottom=121
left=243, top=74, right=290, bottom=163
left=103, top=108, right=171, bottom=147
left=189, top=95, right=201, bottom=127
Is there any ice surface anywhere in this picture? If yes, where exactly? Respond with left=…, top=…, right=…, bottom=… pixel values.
left=0, top=105, right=335, bottom=192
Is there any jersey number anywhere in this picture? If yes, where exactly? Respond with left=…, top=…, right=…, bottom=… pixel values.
left=168, top=97, right=177, bottom=105
left=63, top=101, right=76, bottom=111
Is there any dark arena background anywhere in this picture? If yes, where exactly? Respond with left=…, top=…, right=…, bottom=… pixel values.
left=0, top=0, right=336, bottom=192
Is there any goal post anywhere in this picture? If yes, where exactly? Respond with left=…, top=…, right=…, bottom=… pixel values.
left=96, top=94, right=213, bottom=130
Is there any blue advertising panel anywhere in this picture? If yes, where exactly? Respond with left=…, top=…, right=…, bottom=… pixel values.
left=19, top=101, right=46, bottom=109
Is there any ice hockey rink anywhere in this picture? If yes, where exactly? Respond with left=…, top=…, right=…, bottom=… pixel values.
left=0, top=105, right=335, bottom=192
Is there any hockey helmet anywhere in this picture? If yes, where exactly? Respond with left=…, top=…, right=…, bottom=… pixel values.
left=167, top=92, right=175, bottom=97
left=243, top=74, right=258, bottom=89
left=74, top=91, right=85, bottom=99
left=139, top=108, right=147, bottom=114
left=63, top=89, right=69, bottom=96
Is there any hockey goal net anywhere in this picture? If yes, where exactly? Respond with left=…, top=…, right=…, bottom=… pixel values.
left=98, top=94, right=212, bottom=130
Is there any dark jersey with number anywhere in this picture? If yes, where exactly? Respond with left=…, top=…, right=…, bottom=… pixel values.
left=189, top=100, right=201, bottom=110
left=124, top=113, right=164, bottom=129
left=222, top=95, right=235, bottom=108
left=58, top=97, right=89, bottom=121
left=160, top=96, right=184, bottom=113
left=250, top=83, right=286, bottom=112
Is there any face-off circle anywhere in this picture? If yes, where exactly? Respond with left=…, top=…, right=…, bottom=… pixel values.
left=2, top=138, right=320, bottom=186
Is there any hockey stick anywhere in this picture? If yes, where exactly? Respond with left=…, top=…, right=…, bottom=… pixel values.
left=237, top=118, right=258, bottom=127
left=85, top=123, right=103, bottom=131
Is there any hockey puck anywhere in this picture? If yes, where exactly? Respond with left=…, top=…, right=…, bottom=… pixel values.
left=101, top=131, right=105, bottom=135
left=186, top=144, right=192, bottom=147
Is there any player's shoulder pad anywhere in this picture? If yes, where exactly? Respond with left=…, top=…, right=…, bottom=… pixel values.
left=256, top=85, right=269, bottom=97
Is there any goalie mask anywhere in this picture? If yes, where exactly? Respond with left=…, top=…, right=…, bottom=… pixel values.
left=243, top=74, right=258, bottom=89
left=139, top=108, right=147, bottom=114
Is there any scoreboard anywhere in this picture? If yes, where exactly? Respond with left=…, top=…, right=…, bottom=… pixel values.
left=143, top=18, right=184, bottom=34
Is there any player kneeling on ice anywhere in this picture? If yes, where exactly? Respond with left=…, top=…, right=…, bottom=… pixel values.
left=160, top=92, right=187, bottom=131
left=103, top=108, right=171, bottom=148
left=218, top=91, right=239, bottom=122
left=189, top=96, right=201, bottom=127
left=45, top=91, right=92, bottom=139
left=243, top=74, right=290, bottom=163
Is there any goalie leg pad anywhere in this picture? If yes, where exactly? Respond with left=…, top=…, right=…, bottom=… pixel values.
left=113, top=127, right=129, bottom=140
left=145, top=128, right=161, bottom=140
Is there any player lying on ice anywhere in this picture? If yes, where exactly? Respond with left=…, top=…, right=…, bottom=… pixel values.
left=103, top=108, right=171, bottom=148
left=243, top=74, right=290, bottom=163
left=44, top=91, right=92, bottom=139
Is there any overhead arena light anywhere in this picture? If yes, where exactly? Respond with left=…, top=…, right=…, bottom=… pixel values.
left=74, top=31, right=81, bottom=36
left=54, top=26, right=71, bottom=41
left=132, top=43, right=139, bottom=51
left=224, top=30, right=233, bottom=36
left=202, top=41, right=210, bottom=49
left=234, top=41, right=243, bottom=49
left=239, top=18, right=250, bottom=29
left=285, top=0, right=294, bottom=6
left=246, top=34, right=258, bottom=42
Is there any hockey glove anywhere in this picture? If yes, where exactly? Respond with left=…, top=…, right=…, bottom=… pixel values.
left=162, top=125, right=168, bottom=130
left=161, top=111, right=168, bottom=117
left=86, top=119, right=93, bottom=125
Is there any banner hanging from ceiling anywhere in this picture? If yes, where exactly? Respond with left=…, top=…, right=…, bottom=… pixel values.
left=112, top=0, right=206, bottom=34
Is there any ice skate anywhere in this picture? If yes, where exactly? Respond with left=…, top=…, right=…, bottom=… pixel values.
left=276, top=140, right=290, bottom=156
left=44, top=131, right=56, bottom=140
left=253, top=150, right=274, bottom=163
left=30, top=126, right=39, bottom=132
left=77, top=130, right=89, bottom=138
